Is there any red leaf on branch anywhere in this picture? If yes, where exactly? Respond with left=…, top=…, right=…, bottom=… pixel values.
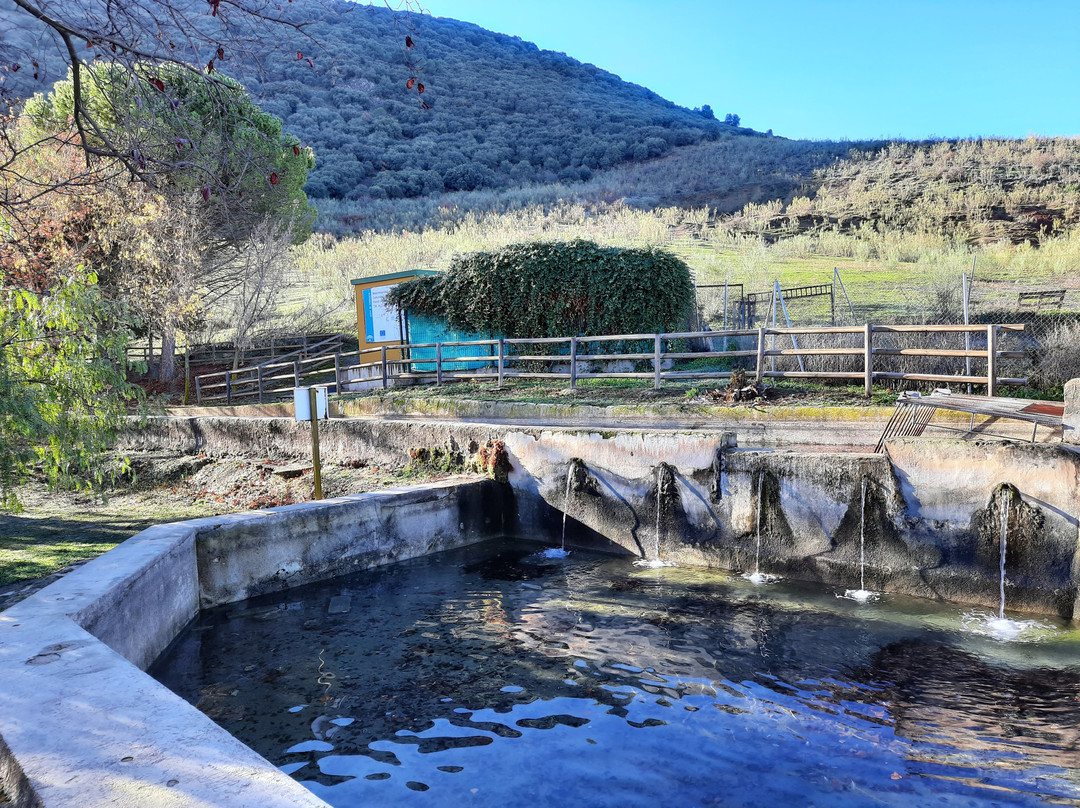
left=305, top=58, right=314, bottom=68
left=297, top=51, right=303, bottom=60
left=202, top=187, right=211, bottom=201
left=293, top=145, right=300, bottom=156
left=405, top=36, right=414, bottom=49
left=269, top=172, right=279, bottom=185
left=210, top=0, right=220, bottom=16
left=417, top=83, right=425, bottom=94
left=216, top=46, right=225, bottom=61
left=406, top=77, right=415, bottom=90
left=10, top=63, right=19, bottom=73
left=206, top=60, right=214, bottom=73
left=150, top=78, right=165, bottom=92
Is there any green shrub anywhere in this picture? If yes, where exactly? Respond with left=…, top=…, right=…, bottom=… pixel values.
left=386, top=239, right=694, bottom=339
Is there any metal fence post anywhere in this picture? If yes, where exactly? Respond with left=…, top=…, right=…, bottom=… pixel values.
left=381, top=346, right=388, bottom=389
left=987, top=324, right=997, bottom=397
left=293, top=360, right=301, bottom=389
left=334, top=353, right=342, bottom=394
left=436, top=343, right=443, bottom=385
left=653, top=333, right=662, bottom=390
left=755, top=327, right=766, bottom=382
left=569, top=336, right=578, bottom=390
left=257, top=365, right=264, bottom=404
left=225, top=370, right=232, bottom=405
left=863, top=323, right=873, bottom=398
left=497, top=339, right=505, bottom=388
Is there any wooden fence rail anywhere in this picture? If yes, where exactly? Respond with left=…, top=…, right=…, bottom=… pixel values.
left=193, top=323, right=1029, bottom=405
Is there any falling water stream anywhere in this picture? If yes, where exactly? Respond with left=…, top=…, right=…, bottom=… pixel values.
left=843, top=478, right=877, bottom=603
left=999, top=494, right=1008, bottom=620
left=539, top=465, right=575, bottom=560
left=964, top=489, right=1043, bottom=640
left=635, top=466, right=675, bottom=569
left=743, top=471, right=776, bottom=585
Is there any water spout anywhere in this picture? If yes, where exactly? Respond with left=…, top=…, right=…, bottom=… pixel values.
left=743, top=470, right=778, bottom=585
left=998, top=492, right=1008, bottom=620
left=635, top=464, right=676, bottom=569
left=843, top=477, right=878, bottom=603
left=541, top=463, right=576, bottom=560
left=964, top=485, right=1039, bottom=639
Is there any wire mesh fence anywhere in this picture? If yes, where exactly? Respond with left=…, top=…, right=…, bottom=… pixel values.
left=694, top=268, right=1080, bottom=394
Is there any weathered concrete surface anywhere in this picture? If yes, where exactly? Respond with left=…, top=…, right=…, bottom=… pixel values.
left=0, top=479, right=503, bottom=808
left=198, top=479, right=507, bottom=607
left=885, top=438, right=1080, bottom=616
left=1065, top=378, right=1080, bottom=445
left=502, top=429, right=1080, bottom=617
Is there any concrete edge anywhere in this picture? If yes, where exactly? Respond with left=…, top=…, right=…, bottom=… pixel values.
left=0, top=478, right=500, bottom=808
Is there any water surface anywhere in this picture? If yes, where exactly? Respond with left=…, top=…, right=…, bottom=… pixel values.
left=151, top=540, right=1080, bottom=807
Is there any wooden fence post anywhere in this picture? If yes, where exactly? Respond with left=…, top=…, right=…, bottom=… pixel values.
left=436, top=343, right=443, bottom=385
left=195, top=375, right=203, bottom=406
left=653, top=334, right=662, bottom=390
left=986, top=324, right=997, bottom=397
left=225, top=370, right=232, bottom=405
left=257, top=365, right=264, bottom=404
left=381, top=346, right=388, bottom=389
left=293, top=360, right=301, bottom=389
left=755, top=327, right=766, bottom=382
left=497, top=339, right=505, bottom=388
left=863, top=323, right=873, bottom=398
left=569, top=336, right=578, bottom=390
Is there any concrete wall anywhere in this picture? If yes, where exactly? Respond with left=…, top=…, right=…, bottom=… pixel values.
left=124, top=415, right=1080, bottom=617
left=0, top=479, right=503, bottom=808
left=501, top=430, right=1080, bottom=618
left=1065, top=378, right=1079, bottom=445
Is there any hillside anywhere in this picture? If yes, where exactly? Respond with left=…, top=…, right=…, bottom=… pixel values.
left=312, top=136, right=875, bottom=235
left=240, top=2, right=757, bottom=201
left=723, top=138, right=1080, bottom=245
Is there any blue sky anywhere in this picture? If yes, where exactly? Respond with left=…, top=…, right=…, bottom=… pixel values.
left=421, top=0, right=1080, bottom=141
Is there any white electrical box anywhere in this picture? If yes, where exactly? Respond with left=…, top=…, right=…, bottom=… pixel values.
left=294, top=386, right=329, bottom=422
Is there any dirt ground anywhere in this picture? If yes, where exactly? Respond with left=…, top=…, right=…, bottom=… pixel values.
left=0, top=451, right=464, bottom=611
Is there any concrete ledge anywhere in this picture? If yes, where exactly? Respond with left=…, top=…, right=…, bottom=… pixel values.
left=1065, top=378, right=1079, bottom=445
left=0, top=478, right=502, bottom=808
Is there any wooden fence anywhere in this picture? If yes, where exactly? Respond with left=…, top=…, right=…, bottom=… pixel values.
left=193, top=323, right=1029, bottom=405
left=128, top=332, right=345, bottom=369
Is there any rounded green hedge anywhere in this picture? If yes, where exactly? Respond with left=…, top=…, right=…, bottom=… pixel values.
left=387, top=239, right=694, bottom=338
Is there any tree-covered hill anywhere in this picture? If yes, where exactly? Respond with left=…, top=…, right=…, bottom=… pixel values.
left=240, top=2, right=755, bottom=200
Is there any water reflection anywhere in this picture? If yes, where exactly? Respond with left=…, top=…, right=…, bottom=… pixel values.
left=151, top=540, right=1080, bottom=808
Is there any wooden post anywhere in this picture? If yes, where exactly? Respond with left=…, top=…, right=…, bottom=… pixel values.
left=334, top=353, right=342, bottom=394
left=381, top=346, right=388, bottom=389
left=569, top=336, right=578, bottom=390
left=257, top=365, right=264, bottom=404
left=962, top=270, right=972, bottom=394
left=308, top=388, right=323, bottom=501
left=195, top=374, right=203, bottom=406
left=183, top=347, right=191, bottom=406
left=225, top=370, right=232, bottom=405
left=497, top=339, right=505, bottom=388
left=653, top=333, right=662, bottom=390
left=755, top=327, right=766, bottom=382
left=986, top=324, right=997, bottom=397
left=863, top=323, right=873, bottom=398
left=293, top=360, right=301, bottom=389
left=436, top=343, right=443, bottom=385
